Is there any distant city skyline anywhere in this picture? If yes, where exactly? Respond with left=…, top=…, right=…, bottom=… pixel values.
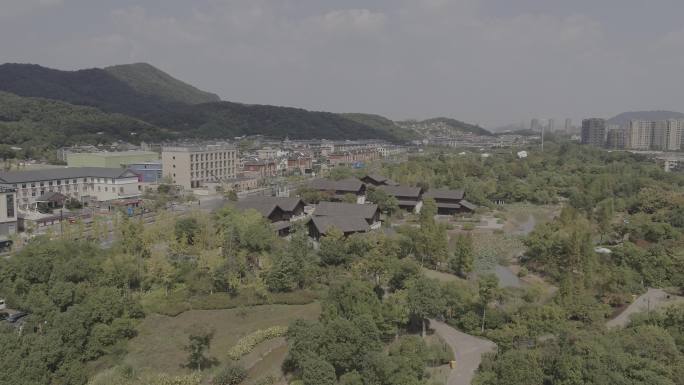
left=2, top=0, right=684, bottom=127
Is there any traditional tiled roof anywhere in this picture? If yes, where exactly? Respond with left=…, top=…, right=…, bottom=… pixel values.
left=379, top=185, right=423, bottom=198
left=459, top=199, right=477, bottom=211
left=308, top=178, right=365, bottom=192
left=232, top=196, right=304, bottom=216
left=424, top=188, right=465, bottom=200
left=309, top=215, right=370, bottom=234
left=314, top=202, right=379, bottom=220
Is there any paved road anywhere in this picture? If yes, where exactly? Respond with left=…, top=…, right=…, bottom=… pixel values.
left=607, top=288, right=684, bottom=328
left=429, top=319, right=497, bottom=385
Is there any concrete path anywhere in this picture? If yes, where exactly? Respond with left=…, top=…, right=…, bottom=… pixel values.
left=429, top=319, right=497, bottom=385
left=607, top=288, right=684, bottom=328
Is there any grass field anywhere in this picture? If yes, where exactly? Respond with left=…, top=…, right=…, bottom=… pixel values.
left=121, top=303, right=320, bottom=382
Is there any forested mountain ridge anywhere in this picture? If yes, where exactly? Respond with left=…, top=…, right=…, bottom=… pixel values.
left=0, top=91, right=168, bottom=158
left=104, top=63, right=221, bottom=105
left=0, top=63, right=417, bottom=146
left=396, top=117, right=492, bottom=138
left=607, top=110, right=684, bottom=126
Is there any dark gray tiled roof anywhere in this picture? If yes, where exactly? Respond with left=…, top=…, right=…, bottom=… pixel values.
left=232, top=196, right=304, bottom=217
left=308, top=178, right=364, bottom=192
left=364, top=174, right=398, bottom=185
left=459, top=199, right=477, bottom=211
left=232, top=200, right=279, bottom=218
left=379, top=185, right=423, bottom=198
left=0, top=167, right=137, bottom=184
left=309, top=215, right=370, bottom=234
left=314, top=202, right=379, bottom=220
left=396, top=199, right=420, bottom=207
left=424, top=188, right=465, bottom=200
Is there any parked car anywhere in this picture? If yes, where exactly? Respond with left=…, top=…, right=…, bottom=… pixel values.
left=7, top=311, right=27, bottom=323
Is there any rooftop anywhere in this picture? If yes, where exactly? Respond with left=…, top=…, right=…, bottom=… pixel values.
left=0, top=168, right=139, bottom=184
left=424, top=188, right=465, bottom=201
left=308, top=178, right=365, bottom=192
left=309, top=215, right=370, bottom=234
left=314, top=202, right=379, bottom=220
left=379, top=185, right=423, bottom=198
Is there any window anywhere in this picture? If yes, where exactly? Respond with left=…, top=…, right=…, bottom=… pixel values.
left=48, top=181, right=52, bottom=186
left=6, top=194, right=14, bottom=218
left=31, top=183, right=35, bottom=187
left=104, top=187, right=108, bottom=192
left=56, top=180, right=61, bottom=185
left=31, top=191, right=36, bottom=197
left=21, top=184, right=26, bottom=188
left=73, top=179, right=77, bottom=184
left=119, top=187, right=124, bottom=193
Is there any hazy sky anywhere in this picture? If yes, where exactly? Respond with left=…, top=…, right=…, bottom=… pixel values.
left=2, top=0, right=684, bottom=127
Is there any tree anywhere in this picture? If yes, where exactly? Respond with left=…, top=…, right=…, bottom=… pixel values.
left=478, top=274, right=499, bottom=332
left=449, top=233, right=474, bottom=277
left=302, top=357, right=336, bottom=385
left=342, top=193, right=358, bottom=204
left=175, top=217, right=200, bottom=246
left=407, top=276, right=446, bottom=337
left=319, top=227, right=349, bottom=266
left=212, top=363, right=247, bottom=385
left=184, top=328, right=214, bottom=371
left=226, top=190, right=238, bottom=202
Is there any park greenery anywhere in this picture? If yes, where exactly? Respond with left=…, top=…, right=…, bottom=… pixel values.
left=0, top=142, right=682, bottom=385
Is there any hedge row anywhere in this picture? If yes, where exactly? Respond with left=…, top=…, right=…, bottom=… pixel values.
left=227, top=326, right=288, bottom=361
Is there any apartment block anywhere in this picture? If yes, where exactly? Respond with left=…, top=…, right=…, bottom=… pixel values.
left=0, top=186, right=17, bottom=238
left=162, top=144, right=238, bottom=189
left=581, top=118, right=607, bottom=147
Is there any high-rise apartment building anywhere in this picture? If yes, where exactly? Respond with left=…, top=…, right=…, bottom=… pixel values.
left=162, top=144, right=238, bottom=189
left=626, top=120, right=653, bottom=150
left=581, top=118, right=606, bottom=147
left=625, top=120, right=683, bottom=151
left=547, top=119, right=555, bottom=132
left=606, top=126, right=626, bottom=149
left=565, top=118, right=572, bottom=132
left=530, top=119, right=540, bottom=131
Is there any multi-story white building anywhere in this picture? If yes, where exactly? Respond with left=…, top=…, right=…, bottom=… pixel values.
left=626, top=120, right=654, bottom=150
left=162, top=144, right=238, bottom=189
left=0, top=168, right=141, bottom=208
left=0, top=186, right=17, bottom=238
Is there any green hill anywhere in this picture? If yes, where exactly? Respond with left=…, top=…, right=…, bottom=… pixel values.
left=105, top=63, right=221, bottom=105
left=342, top=113, right=421, bottom=141
left=0, top=63, right=416, bottom=144
left=0, top=91, right=169, bottom=155
left=397, top=117, right=492, bottom=137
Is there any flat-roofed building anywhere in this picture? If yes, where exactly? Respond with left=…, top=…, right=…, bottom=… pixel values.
left=162, top=144, right=238, bottom=189
left=0, top=168, right=141, bottom=208
left=67, top=151, right=159, bottom=168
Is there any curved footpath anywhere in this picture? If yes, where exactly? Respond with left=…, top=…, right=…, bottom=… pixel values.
left=429, top=319, right=497, bottom=385
left=607, top=288, right=684, bottom=328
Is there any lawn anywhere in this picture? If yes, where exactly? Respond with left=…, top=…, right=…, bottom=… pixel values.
left=121, top=303, right=320, bottom=382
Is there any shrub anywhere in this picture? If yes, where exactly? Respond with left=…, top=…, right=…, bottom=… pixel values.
left=213, top=363, right=247, bottom=385
left=462, top=223, right=475, bottom=231
left=227, top=326, right=288, bottom=360
left=517, top=267, right=529, bottom=278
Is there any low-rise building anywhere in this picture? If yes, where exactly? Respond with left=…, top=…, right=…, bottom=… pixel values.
left=67, top=151, right=159, bottom=168
left=0, top=168, right=141, bottom=208
left=307, top=215, right=370, bottom=240
left=307, top=178, right=367, bottom=204
left=361, top=174, right=398, bottom=187
left=127, top=162, right=163, bottom=183
left=314, top=202, right=381, bottom=229
left=378, top=185, right=424, bottom=213
left=243, top=159, right=278, bottom=178
left=232, top=197, right=307, bottom=236
left=423, top=188, right=476, bottom=215
left=225, top=176, right=259, bottom=192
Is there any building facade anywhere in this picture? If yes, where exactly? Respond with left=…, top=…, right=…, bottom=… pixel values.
left=162, top=144, right=238, bottom=189
left=0, top=186, right=17, bottom=238
left=0, top=168, right=141, bottom=208
left=581, top=118, right=607, bottom=147
left=66, top=151, right=159, bottom=168
left=128, top=162, right=163, bottom=183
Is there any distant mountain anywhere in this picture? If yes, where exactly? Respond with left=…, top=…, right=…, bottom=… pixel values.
left=607, top=111, right=684, bottom=126
left=396, top=117, right=492, bottom=138
left=105, top=63, right=221, bottom=105
left=0, top=63, right=417, bottom=146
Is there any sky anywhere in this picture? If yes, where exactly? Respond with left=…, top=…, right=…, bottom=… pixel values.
left=2, top=0, right=684, bottom=128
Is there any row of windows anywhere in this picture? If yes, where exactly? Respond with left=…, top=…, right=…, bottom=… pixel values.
left=190, top=161, right=234, bottom=170
left=190, top=152, right=235, bottom=162
left=15, top=177, right=118, bottom=189
left=190, top=169, right=233, bottom=179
